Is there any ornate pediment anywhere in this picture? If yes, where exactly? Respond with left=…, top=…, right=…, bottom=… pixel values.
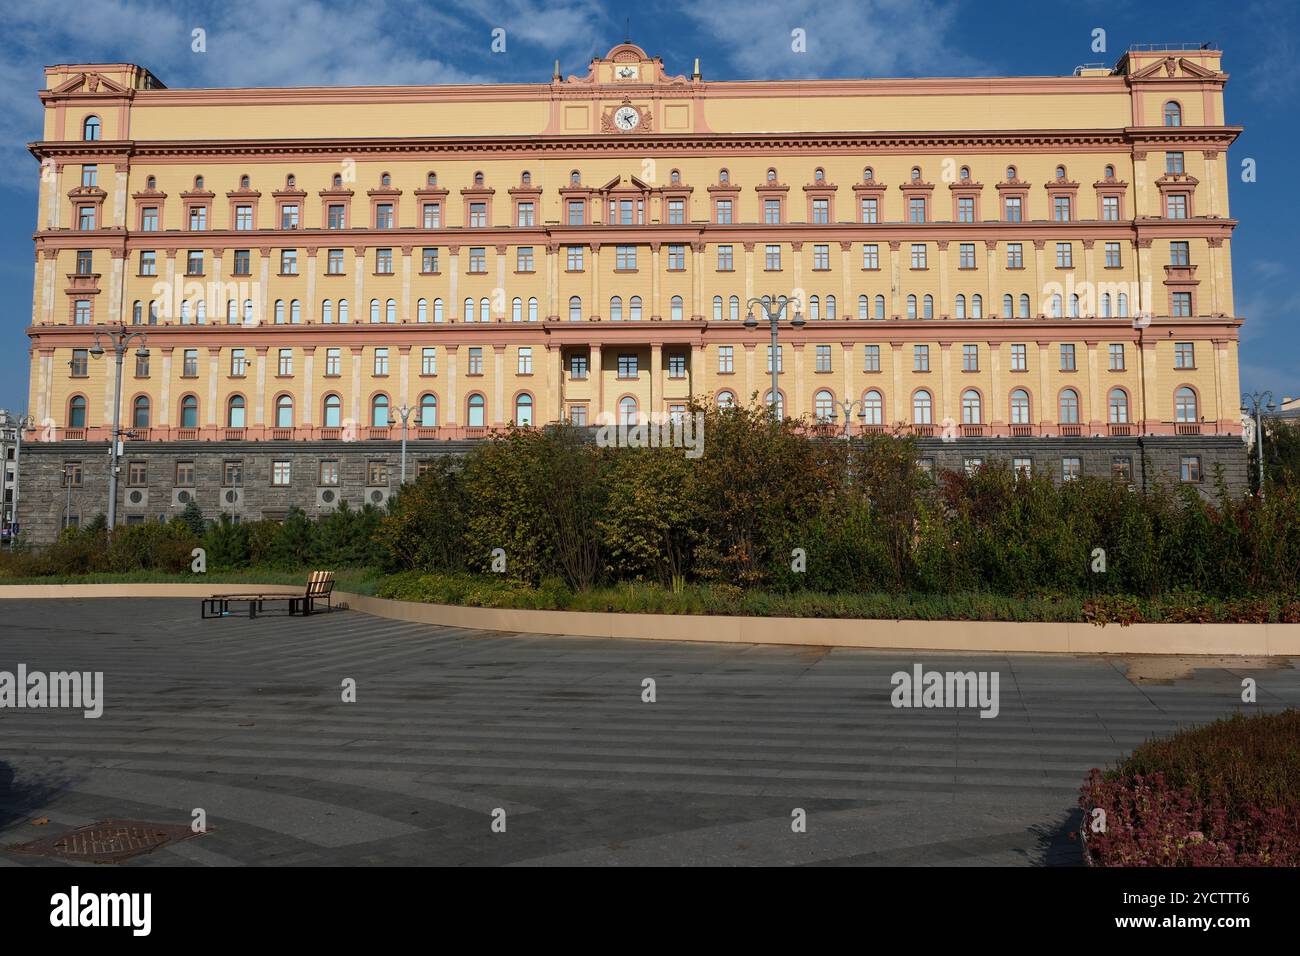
left=50, top=71, right=131, bottom=95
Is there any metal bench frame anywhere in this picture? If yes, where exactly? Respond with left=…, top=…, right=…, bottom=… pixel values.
left=201, top=571, right=336, bottom=619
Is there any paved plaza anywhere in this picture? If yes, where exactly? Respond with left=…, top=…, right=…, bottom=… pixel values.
left=1, top=598, right=1295, bottom=866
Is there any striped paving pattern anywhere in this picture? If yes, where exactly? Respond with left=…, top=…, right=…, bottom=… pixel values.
left=0, top=598, right=1295, bottom=866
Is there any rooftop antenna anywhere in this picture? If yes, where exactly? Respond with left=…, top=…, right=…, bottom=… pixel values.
left=624, top=17, right=630, bottom=43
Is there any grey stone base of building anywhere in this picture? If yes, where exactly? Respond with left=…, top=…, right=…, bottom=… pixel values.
left=13, top=434, right=1249, bottom=546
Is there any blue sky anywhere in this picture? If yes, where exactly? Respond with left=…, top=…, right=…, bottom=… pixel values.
left=1, top=0, right=1296, bottom=412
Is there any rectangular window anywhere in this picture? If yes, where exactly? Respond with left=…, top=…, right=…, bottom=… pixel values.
left=73, top=300, right=91, bottom=324
left=1004, top=196, right=1022, bottom=222
left=567, top=246, right=584, bottom=271
left=1010, top=343, right=1027, bottom=371
left=468, top=348, right=483, bottom=375
left=141, top=207, right=159, bottom=231
left=618, top=354, right=638, bottom=378
left=957, top=196, right=975, bottom=223
left=1181, top=456, right=1202, bottom=483
left=234, top=249, right=252, bottom=275
left=1062, top=457, right=1082, bottom=482
left=566, top=201, right=585, bottom=225
left=910, top=243, right=927, bottom=269
left=1166, top=151, right=1185, bottom=175
left=813, top=244, right=830, bottom=270
left=319, top=461, right=339, bottom=486
left=517, top=347, right=533, bottom=374
left=964, top=458, right=984, bottom=476
left=1170, top=241, right=1191, bottom=267
left=765, top=245, right=781, bottom=270
left=77, top=206, right=96, bottom=230
left=1056, top=242, right=1072, bottom=268
left=1104, top=242, right=1121, bottom=268
left=667, top=245, right=685, bottom=271
left=185, top=250, right=203, bottom=276
left=127, top=461, right=148, bottom=487
left=1013, top=458, right=1032, bottom=479
left=668, top=353, right=686, bottom=378
left=230, top=205, right=251, bottom=230
left=715, top=199, right=732, bottom=224
left=908, top=197, right=926, bottom=223
left=1166, top=194, right=1188, bottom=219
left=569, top=354, right=588, bottom=379
left=1060, top=343, right=1077, bottom=371
left=913, top=345, right=930, bottom=372
left=516, top=202, right=534, bottom=227
left=222, top=461, right=243, bottom=487
left=468, top=247, right=486, bottom=273
left=375, top=248, right=393, bottom=274
left=135, top=352, right=149, bottom=377
left=1102, top=195, right=1120, bottom=221
left=862, top=244, right=879, bottom=270
left=615, top=245, right=637, bottom=270
left=1112, top=456, right=1133, bottom=483
left=421, top=347, right=437, bottom=375
left=70, top=348, right=89, bottom=377
left=958, top=243, right=976, bottom=269
left=81, top=165, right=97, bottom=187
left=814, top=344, right=832, bottom=373
left=271, top=461, right=292, bottom=486
left=1172, top=291, right=1193, bottom=317
left=864, top=344, right=880, bottom=372
left=278, top=348, right=292, bottom=376
left=568, top=405, right=588, bottom=426
left=961, top=344, right=978, bottom=372
left=367, top=461, right=389, bottom=486
left=716, top=245, right=733, bottom=271
left=231, top=349, right=247, bottom=376
left=183, top=349, right=199, bottom=377
left=324, top=348, right=340, bottom=376
left=811, top=198, right=829, bottom=224
left=62, top=462, right=83, bottom=487
left=327, top=204, right=346, bottom=229
left=1174, top=341, right=1195, bottom=369
left=189, top=206, right=208, bottom=231
left=373, top=348, right=389, bottom=376
left=1109, top=344, right=1125, bottom=371
left=376, top=203, right=394, bottom=229
left=175, top=460, right=196, bottom=487
left=718, top=346, right=734, bottom=374
left=1006, top=243, right=1023, bottom=269
left=667, top=199, right=685, bottom=224
left=75, top=250, right=93, bottom=274
left=861, top=197, right=878, bottom=223
left=1053, top=196, right=1071, bottom=222
left=469, top=202, right=487, bottom=227
left=764, top=199, right=781, bottom=224
left=421, top=202, right=440, bottom=229
left=280, top=249, right=298, bottom=274
left=280, top=204, right=299, bottom=229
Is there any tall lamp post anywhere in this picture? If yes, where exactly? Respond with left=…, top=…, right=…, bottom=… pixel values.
left=743, top=296, right=804, bottom=417
left=389, top=403, right=415, bottom=485
left=828, top=397, right=868, bottom=468
left=89, top=322, right=149, bottom=536
left=1240, top=390, right=1275, bottom=499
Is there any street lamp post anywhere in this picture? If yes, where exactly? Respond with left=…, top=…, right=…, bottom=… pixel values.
left=1240, top=390, right=1276, bottom=499
left=829, top=397, right=869, bottom=468
left=89, top=322, right=149, bottom=536
left=390, top=404, right=415, bottom=485
left=743, top=296, right=804, bottom=417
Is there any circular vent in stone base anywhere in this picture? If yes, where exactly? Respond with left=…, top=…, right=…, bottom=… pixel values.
left=370, top=490, right=384, bottom=503
left=321, top=489, right=336, bottom=503
left=224, top=489, right=238, bottom=504
left=177, top=490, right=191, bottom=503
left=128, top=490, right=144, bottom=505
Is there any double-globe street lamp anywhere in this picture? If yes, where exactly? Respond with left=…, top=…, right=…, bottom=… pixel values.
left=743, top=295, right=804, bottom=417
left=89, top=322, right=149, bottom=536
left=826, top=396, right=869, bottom=466
left=1240, top=390, right=1276, bottom=499
left=388, top=403, right=415, bottom=485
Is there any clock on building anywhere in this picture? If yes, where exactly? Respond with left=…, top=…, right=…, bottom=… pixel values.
left=613, top=106, right=641, bottom=130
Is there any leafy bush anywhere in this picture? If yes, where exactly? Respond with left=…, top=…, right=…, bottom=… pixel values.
left=1081, top=710, right=1300, bottom=866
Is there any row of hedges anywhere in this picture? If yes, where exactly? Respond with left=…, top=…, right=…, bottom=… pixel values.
left=376, top=402, right=1300, bottom=599
left=1081, top=710, right=1300, bottom=866
left=0, top=500, right=385, bottom=578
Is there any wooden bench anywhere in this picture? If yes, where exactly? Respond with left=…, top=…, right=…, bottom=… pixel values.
left=202, top=571, right=336, bottom=619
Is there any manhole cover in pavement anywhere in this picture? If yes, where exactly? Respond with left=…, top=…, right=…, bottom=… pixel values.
left=8, top=820, right=203, bottom=863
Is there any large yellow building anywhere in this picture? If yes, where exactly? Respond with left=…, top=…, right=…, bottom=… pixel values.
left=19, top=42, right=1246, bottom=538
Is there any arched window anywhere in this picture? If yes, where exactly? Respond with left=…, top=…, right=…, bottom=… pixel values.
left=1059, top=389, right=1080, bottom=424
left=910, top=166, right=922, bottom=181
left=419, top=393, right=438, bottom=427
left=1100, top=292, right=1112, bottom=318
left=418, top=298, right=428, bottom=323
left=179, top=395, right=199, bottom=428
left=1108, top=388, right=1129, bottom=423
left=1069, top=293, right=1080, bottom=318
left=570, top=170, right=581, bottom=185
left=670, top=169, right=681, bottom=184
left=338, top=299, right=349, bottom=323
left=434, top=298, right=445, bottom=323
left=955, top=294, right=967, bottom=319
left=766, top=168, right=778, bottom=182
left=1051, top=293, right=1063, bottom=318
left=371, top=393, right=390, bottom=428
left=719, top=169, right=730, bottom=184
left=226, top=395, right=245, bottom=428
left=370, top=299, right=381, bottom=323
left=863, top=389, right=883, bottom=425
left=1163, top=100, right=1182, bottom=127
left=1104, top=164, right=1115, bottom=179
left=717, top=390, right=736, bottom=409
left=912, top=390, right=933, bottom=425
left=961, top=389, right=982, bottom=424
left=1005, top=165, right=1017, bottom=180
left=1117, top=292, right=1129, bottom=318
left=971, top=294, right=982, bottom=319
left=863, top=166, right=874, bottom=181
left=427, top=172, right=438, bottom=187
left=467, top=393, right=486, bottom=427
left=875, top=295, right=886, bottom=320
left=196, top=299, right=207, bottom=325
left=814, top=167, right=825, bottom=182
left=671, top=295, right=684, bottom=321
left=630, top=296, right=643, bottom=321
left=729, top=296, right=740, bottom=321
left=859, top=294, right=869, bottom=320
left=959, top=166, right=970, bottom=180
left=827, top=295, right=836, bottom=320
left=1175, top=387, right=1198, bottom=422
left=82, top=116, right=101, bottom=140
left=763, top=390, right=784, bottom=419
left=333, top=173, right=343, bottom=187
left=511, top=297, right=522, bottom=322
left=611, top=296, right=624, bottom=322
left=290, top=299, right=301, bottom=324
left=242, top=299, right=254, bottom=323
left=923, top=294, right=934, bottom=320
left=521, top=171, right=531, bottom=186
left=479, top=297, right=490, bottom=323
left=286, top=173, right=296, bottom=188
left=1003, top=294, right=1014, bottom=318
left=619, top=396, right=639, bottom=426
left=180, top=301, right=193, bottom=325
left=387, top=299, right=397, bottom=323
left=1055, top=165, right=1067, bottom=179
left=1018, top=294, right=1030, bottom=318
left=463, top=297, right=474, bottom=322
left=906, top=294, right=918, bottom=320
left=514, top=393, right=534, bottom=426
left=132, top=300, right=143, bottom=325
left=527, top=297, right=538, bottom=322
left=67, top=395, right=87, bottom=428
left=322, top=394, right=342, bottom=428
left=809, top=295, right=820, bottom=322
left=569, top=295, right=583, bottom=322
left=133, top=395, right=152, bottom=429
left=322, top=300, right=334, bottom=324
left=194, top=175, right=204, bottom=190
left=814, top=389, right=835, bottom=423
left=380, top=172, right=392, bottom=187
left=275, top=394, right=294, bottom=428
left=146, top=175, right=156, bottom=190
left=1009, top=389, right=1030, bottom=425
left=473, top=171, right=484, bottom=187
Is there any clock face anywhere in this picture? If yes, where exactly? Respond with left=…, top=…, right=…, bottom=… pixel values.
left=613, top=106, right=640, bottom=130
left=616, top=65, right=638, bottom=80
